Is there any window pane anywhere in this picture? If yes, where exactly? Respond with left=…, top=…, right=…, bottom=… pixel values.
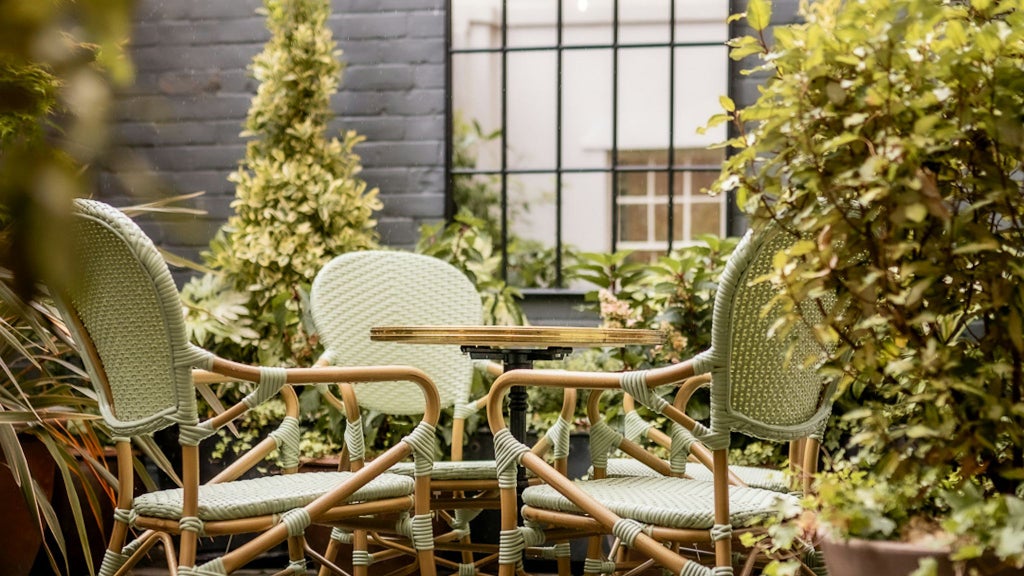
left=562, top=172, right=610, bottom=253
left=691, top=202, right=722, bottom=236
left=618, top=49, right=669, bottom=150
left=562, top=49, right=612, bottom=169
left=507, top=2, right=557, bottom=48
left=452, top=52, right=503, bottom=171
left=653, top=203, right=684, bottom=242
left=562, top=0, right=614, bottom=46
left=620, top=0, right=671, bottom=44
left=618, top=204, right=648, bottom=242
left=452, top=0, right=502, bottom=50
left=508, top=51, right=557, bottom=169
left=618, top=171, right=647, bottom=197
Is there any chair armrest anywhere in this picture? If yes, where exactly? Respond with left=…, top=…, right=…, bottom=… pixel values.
left=486, top=361, right=698, bottom=439
left=206, top=356, right=441, bottom=428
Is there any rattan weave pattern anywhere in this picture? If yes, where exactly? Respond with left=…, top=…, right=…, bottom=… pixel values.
left=681, top=463, right=789, bottom=493
left=132, top=471, right=414, bottom=521
left=64, top=200, right=200, bottom=434
left=522, top=476, right=794, bottom=529
left=310, top=251, right=480, bottom=415
left=695, top=226, right=835, bottom=445
left=725, top=230, right=822, bottom=426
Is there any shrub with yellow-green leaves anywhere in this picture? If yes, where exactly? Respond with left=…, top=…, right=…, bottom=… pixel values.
left=184, top=0, right=379, bottom=366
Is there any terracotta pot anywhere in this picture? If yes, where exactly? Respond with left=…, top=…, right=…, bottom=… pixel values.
left=820, top=534, right=1020, bottom=576
left=0, top=436, right=57, bottom=576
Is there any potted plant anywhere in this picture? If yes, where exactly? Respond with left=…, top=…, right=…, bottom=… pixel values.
left=712, top=0, right=1024, bottom=573
left=1, top=271, right=122, bottom=576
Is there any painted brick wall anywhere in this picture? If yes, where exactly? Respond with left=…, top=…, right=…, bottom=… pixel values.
left=102, top=0, right=447, bottom=266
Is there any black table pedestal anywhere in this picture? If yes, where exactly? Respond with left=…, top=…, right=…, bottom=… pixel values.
left=462, top=346, right=572, bottom=496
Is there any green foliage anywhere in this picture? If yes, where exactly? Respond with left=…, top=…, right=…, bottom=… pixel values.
left=187, top=0, right=380, bottom=367
left=715, top=0, right=1024, bottom=564
left=179, top=271, right=260, bottom=348
left=0, top=60, right=59, bottom=145
left=0, top=4, right=148, bottom=574
left=417, top=211, right=526, bottom=326
left=0, top=0, right=133, bottom=301
left=1, top=274, right=104, bottom=575
left=573, top=235, right=740, bottom=367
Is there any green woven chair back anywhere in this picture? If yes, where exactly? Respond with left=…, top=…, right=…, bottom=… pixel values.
left=696, top=224, right=835, bottom=444
left=56, top=199, right=201, bottom=437
left=310, top=251, right=480, bottom=415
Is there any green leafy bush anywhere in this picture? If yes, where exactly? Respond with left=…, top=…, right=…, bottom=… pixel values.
left=714, top=0, right=1024, bottom=565
left=0, top=6, right=157, bottom=574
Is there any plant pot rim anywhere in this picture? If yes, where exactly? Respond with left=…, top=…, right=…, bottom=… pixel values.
left=821, top=531, right=952, bottom=555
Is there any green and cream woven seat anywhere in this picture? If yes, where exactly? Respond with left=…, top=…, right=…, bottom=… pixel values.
left=483, top=224, right=836, bottom=576
left=309, top=250, right=576, bottom=576
left=131, top=472, right=415, bottom=521
left=600, top=458, right=791, bottom=493
left=53, top=199, right=441, bottom=576
left=522, top=476, right=796, bottom=530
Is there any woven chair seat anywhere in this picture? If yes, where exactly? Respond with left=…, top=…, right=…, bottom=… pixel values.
left=601, top=457, right=791, bottom=492
left=133, top=471, right=414, bottom=521
left=389, top=459, right=496, bottom=480
left=389, top=459, right=539, bottom=481
left=523, top=476, right=795, bottom=530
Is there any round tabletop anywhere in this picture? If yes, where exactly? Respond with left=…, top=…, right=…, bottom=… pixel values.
left=369, top=325, right=664, bottom=348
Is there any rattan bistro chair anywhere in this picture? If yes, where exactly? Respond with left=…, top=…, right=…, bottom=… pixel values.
left=593, top=381, right=811, bottom=494
left=486, top=225, right=837, bottom=576
left=54, top=199, right=441, bottom=576
left=309, top=251, right=577, bottom=576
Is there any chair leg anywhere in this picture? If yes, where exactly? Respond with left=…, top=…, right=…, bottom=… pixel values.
left=317, top=528, right=350, bottom=576
left=712, top=449, right=733, bottom=572
left=556, top=549, right=572, bottom=576
left=288, top=535, right=307, bottom=574
left=583, top=537, right=606, bottom=575
left=498, top=486, right=520, bottom=576
left=353, top=529, right=370, bottom=576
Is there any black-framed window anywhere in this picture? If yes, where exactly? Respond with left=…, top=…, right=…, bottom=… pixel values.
left=446, top=0, right=730, bottom=287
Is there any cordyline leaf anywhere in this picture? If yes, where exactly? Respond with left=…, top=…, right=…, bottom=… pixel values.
left=39, top=433, right=92, bottom=575
left=0, top=411, right=100, bottom=423
left=133, top=435, right=182, bottom=487
left=117, top=191, right=206, bottom=217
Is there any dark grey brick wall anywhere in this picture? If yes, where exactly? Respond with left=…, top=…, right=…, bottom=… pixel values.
left=102, top=0, right=446, bottom=265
